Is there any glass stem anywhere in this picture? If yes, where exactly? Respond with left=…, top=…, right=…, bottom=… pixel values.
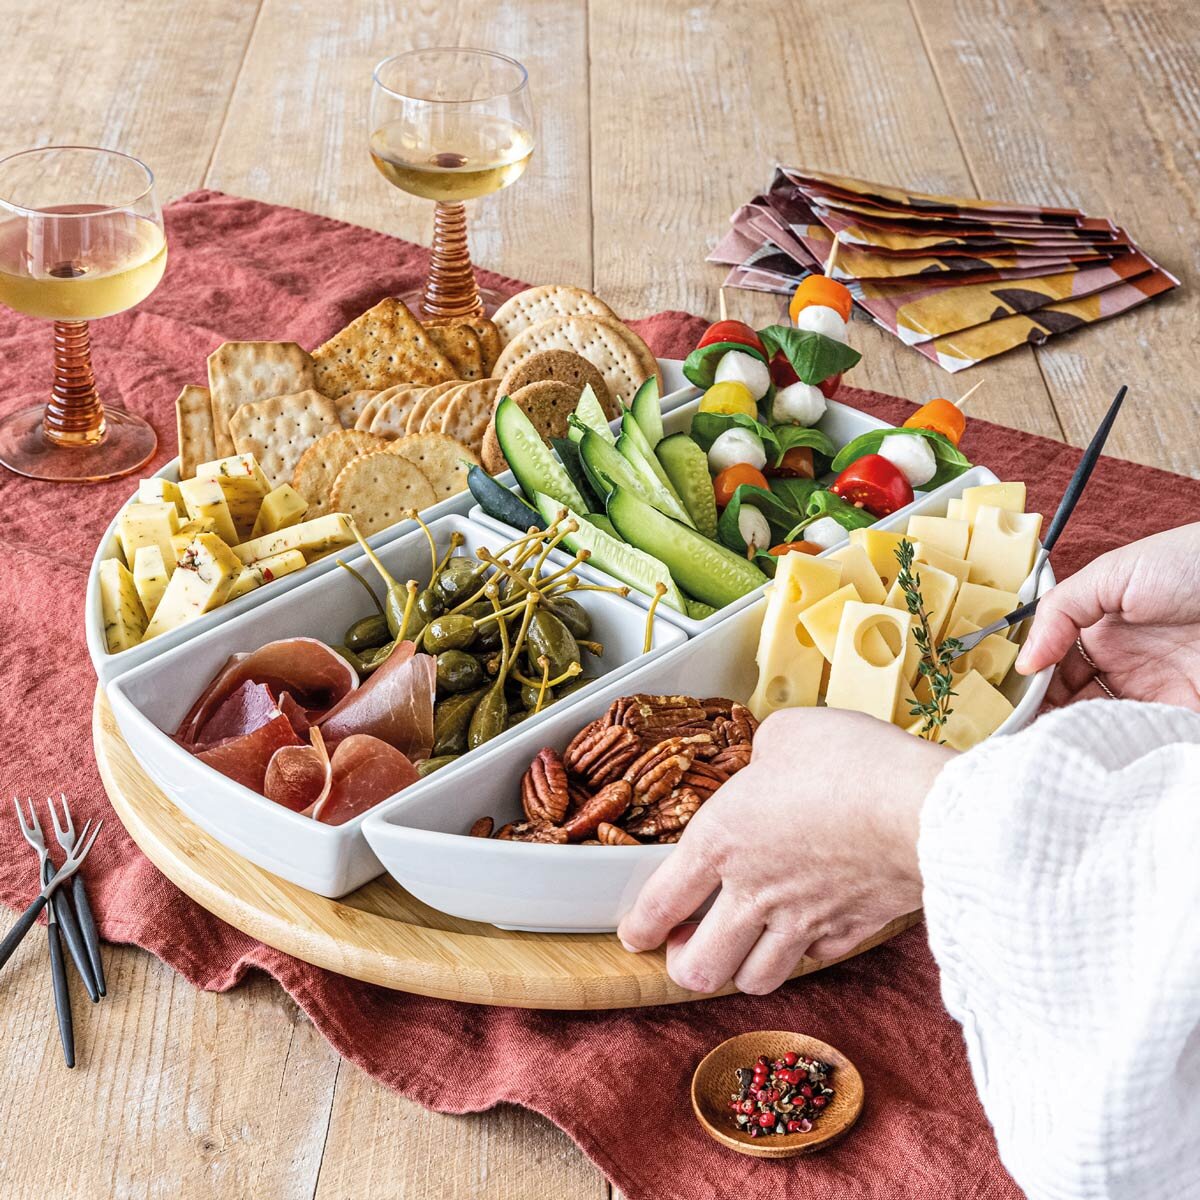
left=420, top=201, right=483, bottom=320
left=44, top=320, right=105, bottom=447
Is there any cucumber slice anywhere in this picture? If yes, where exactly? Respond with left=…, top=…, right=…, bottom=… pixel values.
left=578, top=428, right=690, bottom=526
left=551, top=437, right=605, bottom=513
left=614, top=433, right=695, bottom=527
left=494, top=396, right=586, bottom=511
left=630, top=377, right=664, bottom=447
left=606, top=488, right=769, bottom=610
left=655, top=433, right=718, bottom=539
left=532, top=492, right=687, bottom=614
left=568, top=384, right=616, bottom=444
left=619, top=414, right=690, bottom=515
left=684, top=596, right=718, bottom=621
left=581, top=512, right=618, bottom=538
left=467, top=465, right=544, bottom=530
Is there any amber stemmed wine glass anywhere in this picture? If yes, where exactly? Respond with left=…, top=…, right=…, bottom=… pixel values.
left=0, top=146, right=165, bottom=482
left=370, top=48, right=534, bottom=319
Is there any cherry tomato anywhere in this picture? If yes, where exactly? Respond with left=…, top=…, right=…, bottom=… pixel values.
left=697, top=320, right=766, bottom=358
left=769, top=350, right=799, bottom=388
left=817, top=371, right=844, bottom=399
left=698, top=380, right=757, bottom=417
left=789, top=275, right=853, bottom=323
left=713, top=463, right=769, bottom=508
left=830, top=454, right=914, bottom=517
left=903, top=398, right=966, bottom=446
left=768, top=446, right=815, bottom=479
left=768, top=541, right=821, bottom=557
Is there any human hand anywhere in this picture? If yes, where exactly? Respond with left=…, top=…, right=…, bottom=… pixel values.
left=617, top=709, right=954, bottom=995
left=1017, top=522, right=1200, bottom=709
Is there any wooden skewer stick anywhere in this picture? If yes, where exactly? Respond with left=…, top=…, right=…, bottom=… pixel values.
left=952, top=379, right=984, bottom=411
left=718, top=287, right=728, bottom=321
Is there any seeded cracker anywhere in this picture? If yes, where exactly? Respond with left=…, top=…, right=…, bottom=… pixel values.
left=498, top=349, right=614, bottom=417
left=292, top=429, right=389, bottom=516
left=330, top=450, right=437, bottom=535
left=228, top=389, right=342, bottom=490
left=176, top=385, right=218, bottom=480
left=428, top=316, right=502, bottom=374
left=388, top=432, right=479, bottom=503
left=425, top=324, right=484, bottom=379
left=480, top=380, right=579, bottom=475
left=207, top=341, right=316, bottom=457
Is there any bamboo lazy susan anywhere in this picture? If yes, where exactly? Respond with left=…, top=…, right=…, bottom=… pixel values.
left=94, top=690, right=921, bottom=1010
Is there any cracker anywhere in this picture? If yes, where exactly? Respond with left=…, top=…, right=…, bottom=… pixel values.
left=388, top=433, right=479, bottom=504
left=311, top=298, right=457, bottom=398
left=228, top=389, right=342, bottom=490
left=176, top=385, right=217, bottom=481
left=440, top=378, right=500, bottom=454
left=333, top=389, right=377, bottom=428
left=492, top=285, right=616, bottom=346
left=404, top=380, right=461, bottom=435
left=367, top=386, right=423, bottom=438
left=292, top=429, right=389, bottom=516
left=490, top=315, right=661, bottom=408
left=426, top=324, right=484, bottom=380
left=420, top=383, right=467, bottom=433
left=427, top=316, right=502, bottom=374
left=480, top=380, right=579, bottom=475
left=498, top=349, right=614, bottom=418
left=207, top=341, right=316, bottom=457
left=329, top=451, right=437, bottom=535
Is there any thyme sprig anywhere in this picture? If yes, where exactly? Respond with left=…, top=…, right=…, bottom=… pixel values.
left=894, top=539, right=963, bottom=741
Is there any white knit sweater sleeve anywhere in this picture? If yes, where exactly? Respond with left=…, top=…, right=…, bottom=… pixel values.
left=919, top=700, right=1200, bottom=1200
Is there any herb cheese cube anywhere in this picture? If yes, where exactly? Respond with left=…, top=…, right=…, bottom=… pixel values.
left=137, top=478, right=187, bottom=517
left=179, top=477, right=239, bottom=547
left=195, top=453, right=271, bottom=539
left=227, top=549, right=307, bottom=600
left=250, top=484, right=309, bottom=539
left=143, top=534, right=242, bottom=640
left=132, top=545, right=170, bottom=619
left=118, top=502, right=181, bottom=579
left=232, top=513, right=353, bottom=565
left=99, top=559, right=148, bottom=653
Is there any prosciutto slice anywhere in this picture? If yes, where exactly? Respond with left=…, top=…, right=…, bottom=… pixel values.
left=195, top=712, right=303, bottom=793
left=193, top=681, right=279, bottom=749
left=264, top=727, right=332, bottom=814
left=311, top=734, right=420, bottom=825
left=176, top=638, right=358, bottom=746
left=317, top=642, right=436, bottom=760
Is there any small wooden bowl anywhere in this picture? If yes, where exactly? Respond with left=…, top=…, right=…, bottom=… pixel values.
left=691, top=1031, right=863, bottom=1159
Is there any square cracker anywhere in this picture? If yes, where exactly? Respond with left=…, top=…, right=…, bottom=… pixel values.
left=427, top=316, right=502, bottom=374
left=207, top=341, right=315, bottom=457
left=176, top=385, right=217, bottom=480
left=311, top=298, right=457, bottom=398
left=229, top=389, right=342, bottom=490
left=425, top=324, right=483, bottom=379
left=292, top=429, right=389, bottom=516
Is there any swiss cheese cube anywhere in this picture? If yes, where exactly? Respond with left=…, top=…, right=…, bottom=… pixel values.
left=118, top=503, right=180, bottom=579
left=966, top=505, right=1043, bottom=591
left=948, top=582, right=1019, bottom=633
left=938, top=669, right=1014, bottom=751
left=885, top=561, right=959, bottom=642
left=847, top=529, right=907, bottom=590
left=945, top=498, right=965, bottom=521
left=798, top=584, right=891, bottom=663
left=945, top=619, right=1020, bottom=687
left=179, top=476, right=239, bottom=547
left=132, top=545, right=170, bottom=620
left=99, top=559, right=148, bottom=653
left=250, top=484, right=309, bottom=539
left=227, top=549, right=308, bottom=601
left=233, top=513, right=353, bottom=566
left=905, top=515, right=969, bottom=560
left=137, top=478, right=187, bottom=517
left=827, top=544, right=886, bottom=605
left=912, top=541, right=970, bottom=586
left=195, top=453, right=271, bottom=539
left=960, top=482, right=1026, bottom=527
left=824, top=602, right=913, bottom=723
left=143, top=534, right=242, bottom=640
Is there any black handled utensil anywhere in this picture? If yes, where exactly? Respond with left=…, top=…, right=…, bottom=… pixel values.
left=50, top=795, right=105, bottom=998
left=41, top=854, right=75, bottom=1068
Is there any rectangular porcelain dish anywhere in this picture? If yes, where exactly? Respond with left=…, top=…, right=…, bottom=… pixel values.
left=106, top=514, right=687, bottom=897
left=363, top=474, right=1054, bottom=932
left=87, top=360, right=698, bottom=686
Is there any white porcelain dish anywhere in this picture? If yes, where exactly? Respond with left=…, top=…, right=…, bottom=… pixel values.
left=363, top=475, right=1055, bottom=933
left=87, top=360, right=696, bottom=686
left=470, top=396, right=989, bottom=636
left=106, top=514, right=686, bottom=897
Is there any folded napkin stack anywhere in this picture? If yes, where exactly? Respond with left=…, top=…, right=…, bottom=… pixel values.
left=710, top=167, right=1179, bottom=372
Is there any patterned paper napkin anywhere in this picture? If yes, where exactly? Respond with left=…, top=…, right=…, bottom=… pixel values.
left=711, top=168, right=1180, bottom=372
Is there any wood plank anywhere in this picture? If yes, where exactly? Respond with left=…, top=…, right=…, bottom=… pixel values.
left=587, top=0, right=1065, bottom=442
left=206, top=0, right=591, bottom=289
left=910, top=0, right=1200, bottom=476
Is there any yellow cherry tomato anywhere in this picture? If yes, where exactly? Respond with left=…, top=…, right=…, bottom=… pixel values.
left=698, top=380, right=757, bottom=417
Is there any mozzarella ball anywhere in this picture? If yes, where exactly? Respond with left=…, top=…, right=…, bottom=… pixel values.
left=802, top=517, right=846, bottom=551
left=794, top=304, right=848, bottom=343
left=707, top=427, right=766, bottom=474
left=771, top=381, right=827, bottom=427
left=877, top=432, right=938, bottom=488
left=714, top=349, right=771, bottom=401
left=737, top=505, right=771, bottom=552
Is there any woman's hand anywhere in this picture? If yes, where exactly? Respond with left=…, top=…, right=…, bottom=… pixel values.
left=617, top=709, right=954, bottom=995
left=1017, top=522, right=1200, bottom=709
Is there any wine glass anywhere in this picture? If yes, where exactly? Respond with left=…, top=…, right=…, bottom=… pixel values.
left=370, top=48, right=534, bottom=320
left=0, top=146, right=165, bottom=483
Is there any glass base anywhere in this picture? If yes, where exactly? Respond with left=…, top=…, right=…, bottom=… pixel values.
left=400, top=284, right=510, bottom=321
left=0, top=404, right=157, bottom=482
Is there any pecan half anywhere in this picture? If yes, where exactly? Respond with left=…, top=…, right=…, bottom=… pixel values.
left=625, top=786, right=703, bottom=838
left=597, top=822, right=640, bottom=846
left=622, top=695, right=707, bottom=732
left=469, top=816, right=494, bottom=838
left=566, top=780, right=592, bottom=816
left=564, top=722, right=639, bottom=785
left=656, top=830, right=684, bottom=843
left=709, top=743, right=752, bottom=776
left=508, top=821, right=569, bottom=844
left=495, top=822, right=517, bottom=840
left=521, top=747, right=570, bottom=824
left=562, top=780, right=633, bottom=840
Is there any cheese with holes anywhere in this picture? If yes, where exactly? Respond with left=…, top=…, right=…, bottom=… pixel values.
left=966, top=505, right=1043, bottom=591
left=905, top=514, right=969, bottom=560
left=824, top=602, right=913, bottom=722
left=960, top=482, right=1026, bottom=527
left=196, top=453, right=271, bottom=538
left=132, top=545, right=170, bottom=619
left=250, top=484, right=309, bottom=539
left=827, top=544, right=886, bottom=605
left=912, top=541, right=970, bottom=586
left=143, top=534, right=242, bottom=640
left=949, top=581, right=1020, bottom=632
left=945, top=619, right=1020, bottom=687
left=227, top=549, right=308, bottom=601
left=179, top=476, right=239, bottom=547
left=847, top=529, right=907, bottom=590
left=886, top=561, right=959, bottom=642
left=99, top=559, right=148, bottom=652
left=137, top=477, right=187, bottom=517
left=798, top=583, right=892, bottom=662
left=937, top=669, right=1014, bottom=751
left=233, top=512, right=354, bottom=565
left=118, top=502, right=180, bottom=577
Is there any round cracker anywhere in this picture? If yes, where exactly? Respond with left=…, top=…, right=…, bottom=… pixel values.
left=498, top=349, right=613, bottom=418
left=420, top=382, right=468, bottom=434
left=479, top=380, right=580, bottom=475
left=490, top=315, right=661, bottom=409
left=292, top=428, right=390, bottom=515
left=405, top=380, right=461, bottom=435
left=368, top=385, right=426, bottom=438
left=329, top=450, right=437, bottom=535
left=439, top=377, right=500, bottom=453
left=332, top=389, right=377, bottom=429
left=387, top=432, right=480, bottom=504
left=493, top=285, right=616, bottom=345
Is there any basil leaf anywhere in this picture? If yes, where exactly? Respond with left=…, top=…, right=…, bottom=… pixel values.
left=771, top=423, right=837, bottom=467
left=759, top=324, right=861, bottom=385
left=786, top=489, right=876, bottom=538
left=767, top=476, right=822, bottom=512
left=717, top=484, right=797, bottom=554
left=829, top=426, right=972, bottom=491
left=689, top=410, right=780, bottom=455
left=682, top=339, right=766, bottom=389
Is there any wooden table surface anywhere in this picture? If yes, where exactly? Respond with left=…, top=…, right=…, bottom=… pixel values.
left=2, top=1, right=1197, bottom=1196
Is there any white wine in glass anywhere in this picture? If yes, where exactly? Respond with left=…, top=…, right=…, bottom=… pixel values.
left=370, top=49, right=534, bottom=319
left=0, top=146, right=165, bottom=482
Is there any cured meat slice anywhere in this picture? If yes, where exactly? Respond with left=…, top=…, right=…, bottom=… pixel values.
left=264, top=727, right=331, bottom=814
left=193, top=680, right=279, bottom=749
left=195, top=712, right=303, bottom=793
left=277, top=692, right=312, bottom=740
left=318, top=642, right=436, bottom=760
left=312, top=734, right=420, bottom=825
left=177, top=638, right=357, bottom=745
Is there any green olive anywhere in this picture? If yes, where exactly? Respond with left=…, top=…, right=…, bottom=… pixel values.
left=433, top=687, right=487, bottom=756
left=547, top=596, right=592, bottom=640
left=526, top=609, right=580, bottom=680
left=424, top=614, right=477, bottom=654
left=436, top=649, right=484, bottom=694
left=467, top=686, right=508, bottom=750
left=416, top=754, right=459, bottom=778
left=344, top=613, right=391, bottom=652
